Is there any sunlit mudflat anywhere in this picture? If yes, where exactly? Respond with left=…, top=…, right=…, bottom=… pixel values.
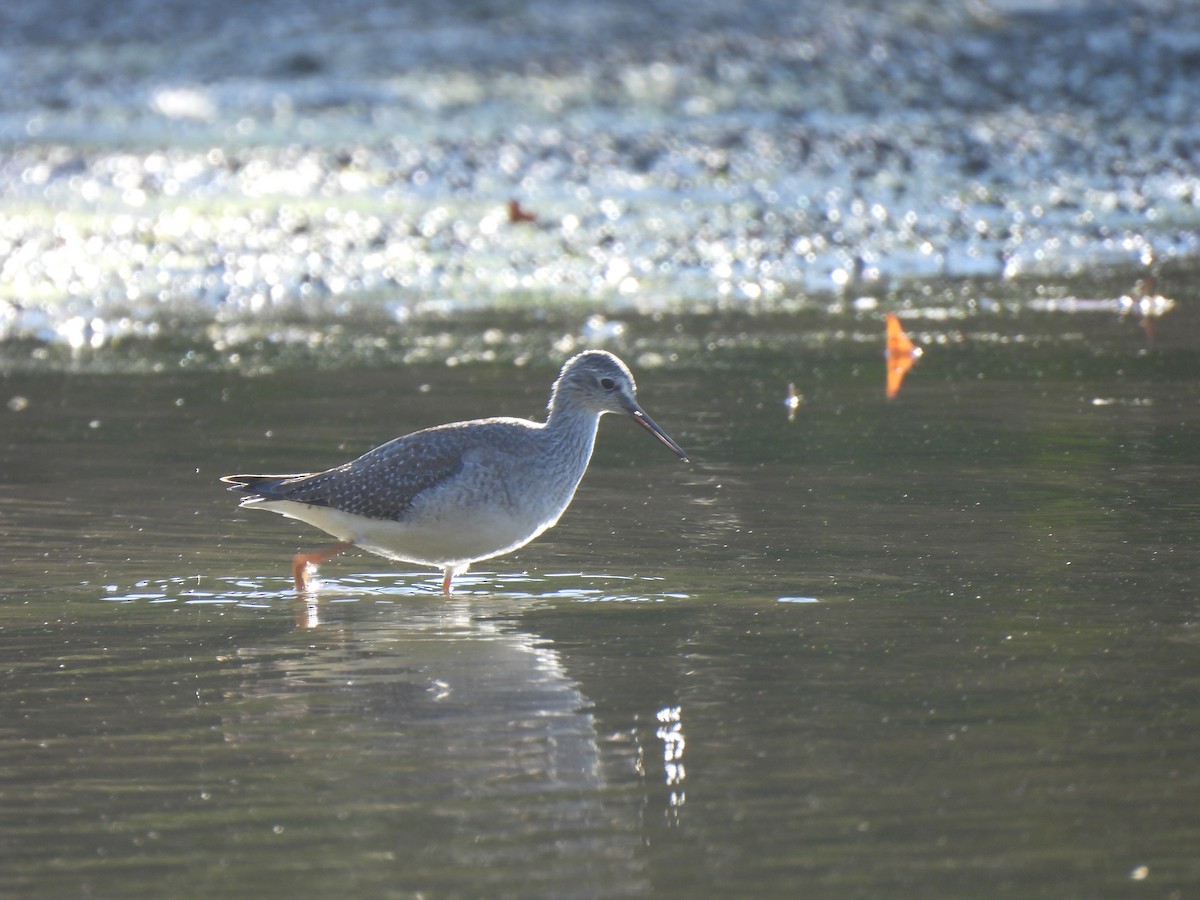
left=3, top=0, right=1200, bottom=358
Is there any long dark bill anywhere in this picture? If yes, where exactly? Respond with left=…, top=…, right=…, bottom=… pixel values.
left=629, top=407, right=689, bottom=462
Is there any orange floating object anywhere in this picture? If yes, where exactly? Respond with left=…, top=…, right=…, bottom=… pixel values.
left=885, top=313, right=921, bottom=399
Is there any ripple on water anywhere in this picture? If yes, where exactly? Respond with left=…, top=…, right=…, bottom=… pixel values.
left=101, top=572, right=692, bottom=606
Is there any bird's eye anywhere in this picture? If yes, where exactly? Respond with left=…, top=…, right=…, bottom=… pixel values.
left=599, top=377, right=616, bottom=391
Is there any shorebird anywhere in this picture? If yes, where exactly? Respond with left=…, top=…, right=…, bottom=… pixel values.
left=221, top=350, right=689, bottom=594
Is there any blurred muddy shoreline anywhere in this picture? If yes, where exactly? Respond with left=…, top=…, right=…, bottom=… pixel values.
left=1, top=1, right=1198, bottom=364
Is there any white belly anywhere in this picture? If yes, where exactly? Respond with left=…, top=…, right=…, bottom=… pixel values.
left=248, top=497, right=567, bottom=570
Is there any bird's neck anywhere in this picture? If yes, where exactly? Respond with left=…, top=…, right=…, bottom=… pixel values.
left=544, top=402, right=602, bottom=475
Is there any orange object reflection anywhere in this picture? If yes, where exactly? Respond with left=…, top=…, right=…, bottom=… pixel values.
left=885, top=313, right=922, bottom=398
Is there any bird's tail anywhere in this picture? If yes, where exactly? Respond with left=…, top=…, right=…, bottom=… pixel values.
left=220, top=473, right=313, bottom=501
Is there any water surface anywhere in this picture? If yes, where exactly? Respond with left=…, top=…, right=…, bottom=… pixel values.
left=3, top=294, right=1199, bottom=897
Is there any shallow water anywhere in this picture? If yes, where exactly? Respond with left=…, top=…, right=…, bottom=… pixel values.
left=3, top=292, right=1200, bottom=897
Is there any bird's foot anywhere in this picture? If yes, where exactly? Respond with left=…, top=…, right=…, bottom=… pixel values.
left=291, top=541, right=354, bottom=592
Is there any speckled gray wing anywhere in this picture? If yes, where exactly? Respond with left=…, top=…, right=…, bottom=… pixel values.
left=224, top=427, right=468, bottom=521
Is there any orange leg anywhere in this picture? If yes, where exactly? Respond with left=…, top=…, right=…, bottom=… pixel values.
left=441, top=569, right=452, bottom=595
left=291, top=541, right=354, bottom=592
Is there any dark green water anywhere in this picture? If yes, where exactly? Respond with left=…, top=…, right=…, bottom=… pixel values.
left=2, top=294, right=1199, bottom=898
